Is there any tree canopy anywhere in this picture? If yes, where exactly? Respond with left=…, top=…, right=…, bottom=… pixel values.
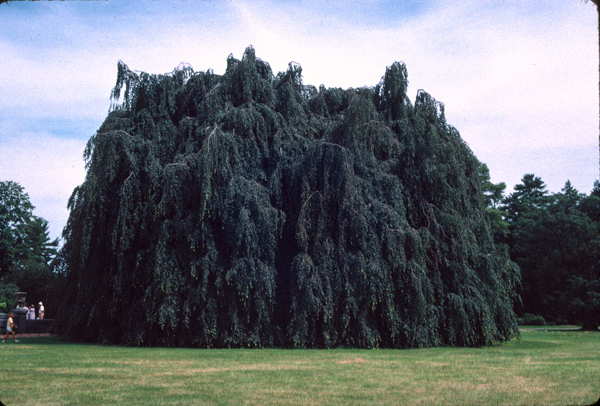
left=55, top=47, right=520, bottom=347
left=503, top=176, right=600, bottom=330
left=0, top=180, right=60, bottom=314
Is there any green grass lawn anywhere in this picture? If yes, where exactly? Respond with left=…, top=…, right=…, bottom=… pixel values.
left=0, top=330, right=598, bottom=405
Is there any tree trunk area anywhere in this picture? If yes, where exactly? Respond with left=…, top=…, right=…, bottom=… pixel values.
left=581, top=309, right=599, bottom=331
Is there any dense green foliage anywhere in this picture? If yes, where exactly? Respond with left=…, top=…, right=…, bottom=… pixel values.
left=55, top=47, right=520, bottom=347
left=0, top=180, right=60, bottom=315
left=0, top=282, right=19, bottom=312
left=503, top=176, right=600, bottom=330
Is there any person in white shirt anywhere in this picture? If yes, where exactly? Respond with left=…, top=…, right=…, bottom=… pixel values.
left=29, top=305, right=35, bottom=320
left=38, top=302, right=44, bottom=320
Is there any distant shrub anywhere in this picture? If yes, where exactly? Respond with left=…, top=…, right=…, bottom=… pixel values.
left=517, top=313, right=547, bottom=326
left=0, top=283, right=19, bottom=313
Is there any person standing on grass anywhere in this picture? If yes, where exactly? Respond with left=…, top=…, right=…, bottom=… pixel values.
left=3, top=313, right=19, bottom=343
left=29, top=304, right=35, bottom=320
left=38, top=302, right=44, bottom=319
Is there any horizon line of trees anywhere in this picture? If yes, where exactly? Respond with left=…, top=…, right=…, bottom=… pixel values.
left=489, top=174, right=600, bottom=330
left=4, top=170, right=598, bottom=330
left=0, top=180, right=63, bottom=317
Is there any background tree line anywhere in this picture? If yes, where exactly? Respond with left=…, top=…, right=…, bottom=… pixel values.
left=4, top=172, right=597, bottom=330
left=496, top=175, right=600, bottom=330
left=0, top=180, right=63, bottom=316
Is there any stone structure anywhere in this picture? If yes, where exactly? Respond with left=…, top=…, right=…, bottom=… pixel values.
left=0, top=291, right=53, bottom=334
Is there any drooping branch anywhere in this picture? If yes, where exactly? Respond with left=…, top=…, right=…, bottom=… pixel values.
left=56, top=47, right=520, bottom=349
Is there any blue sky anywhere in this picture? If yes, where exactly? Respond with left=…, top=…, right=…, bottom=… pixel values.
left=0, top=0, right=598, bottom=242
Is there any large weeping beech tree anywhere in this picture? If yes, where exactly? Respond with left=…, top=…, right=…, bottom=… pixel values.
left=55, top=47, right=520, bottom=348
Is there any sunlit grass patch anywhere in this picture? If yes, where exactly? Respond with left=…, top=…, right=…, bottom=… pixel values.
left=0, top=331, right=598, bottom=405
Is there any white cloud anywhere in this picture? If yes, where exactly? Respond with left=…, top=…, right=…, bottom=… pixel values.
left=0, top=0, right=598, bottom=243
left=225, top=0, right=598, bottom=190
left=0, top=127, right=87, bottom=241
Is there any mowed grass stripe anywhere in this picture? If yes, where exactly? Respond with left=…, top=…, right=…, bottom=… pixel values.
left=0, top=330, right=598, bottom=405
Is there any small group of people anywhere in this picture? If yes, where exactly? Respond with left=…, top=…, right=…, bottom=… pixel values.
left=3, top=302, right=44, bottom=343
left=25, top=302, right=44, bottom=320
